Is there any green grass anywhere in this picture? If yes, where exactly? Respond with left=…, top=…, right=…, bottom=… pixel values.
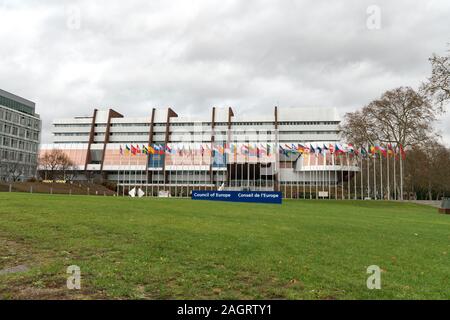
left=0, top=193, right=449, bottom=300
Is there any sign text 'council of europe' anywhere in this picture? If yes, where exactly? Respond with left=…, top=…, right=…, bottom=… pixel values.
left=192, top=191, right=283, bottom=204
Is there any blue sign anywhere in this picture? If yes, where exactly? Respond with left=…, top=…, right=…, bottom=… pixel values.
left=192, top=190, right=282, bottom=204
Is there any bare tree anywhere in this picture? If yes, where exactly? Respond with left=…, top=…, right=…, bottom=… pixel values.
left=6, top=162, right=25, bottom=182
left=342, top=87, right=438, bottom=148
left=38, top=149, right=75, bottom=181
left=421, top=52, right=450, bottom=112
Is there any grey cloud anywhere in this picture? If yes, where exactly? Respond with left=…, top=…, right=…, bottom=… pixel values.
left=0, top=0, right=449, bottom=145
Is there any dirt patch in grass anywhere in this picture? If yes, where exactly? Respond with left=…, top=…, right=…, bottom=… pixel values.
left=0, top=236, right=107, bottom=300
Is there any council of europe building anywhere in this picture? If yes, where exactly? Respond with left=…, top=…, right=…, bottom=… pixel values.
left=40, top=107, right=359, bottom=199
left=0, top=89, right=41, bottom=182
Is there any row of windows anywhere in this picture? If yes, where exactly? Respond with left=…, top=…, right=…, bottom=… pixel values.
left=1, top=123, right=40, bottom=140
left=0, top=148, right=38, bottom=164
left=53, top=120, right=340, bottom=129
left=0, top=135, right=39, bottom=152
left=54, top=132, right=89, bottom=136
left=111, top=123, right=149, bottom=127
left=54, top=123, right=91, bottom=127
left=54, top=138, right=339, bottom=145
left=54, top=131, right=339, bottom=139
left=0, top=96, right=34, bottom=115
left=0, top=108, right=40, bottom=129
left=279, top=131, right=340, bottom=135
left=279, top=121, right=339, bottom=126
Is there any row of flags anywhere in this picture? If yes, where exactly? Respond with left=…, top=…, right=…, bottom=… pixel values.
left=280, top=143, right=406, bottom=160
left=119, top=143, right=274, bottom=157
left=119, top=143, right=407, bottom=160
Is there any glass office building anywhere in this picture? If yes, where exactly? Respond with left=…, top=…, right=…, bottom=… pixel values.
left=40, top=107, right=359, bottom=198
left=0, top=89, right=41, bottom=181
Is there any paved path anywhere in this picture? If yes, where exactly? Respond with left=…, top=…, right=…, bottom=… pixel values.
left=403, top=200, right=441, bottom=208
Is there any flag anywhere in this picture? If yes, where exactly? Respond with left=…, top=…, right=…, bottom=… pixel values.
left=297, top=143, right=306, bottom=154
left=360, top=146, right=367, bottom=158
left=334, top=144, right=344, bottom=155
left=328, top=143, right=335, bottom=154
left=125, top=145, right=131, bottom=155
left=399, top=144, right=406, bottom=160
left=131, top=145, right=137, bottom=155
left=376, top=144, right=387, bottom=158
left=316, top=145, right=322, bottom=154
left=159, top=145, right=165, bottom=155
left=347, top=143, right=354, bottom=153
left=119, top=145, right=123, bottom=156
left=387, top=144, right=394, bottom=157
left=142, top=145, right=148, bottom=154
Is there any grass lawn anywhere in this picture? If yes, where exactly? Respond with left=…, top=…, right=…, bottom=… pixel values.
left=0, top=193, right=449, bottom=300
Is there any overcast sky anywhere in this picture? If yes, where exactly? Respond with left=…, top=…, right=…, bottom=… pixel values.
left=0, top=0, right=449, bottom=145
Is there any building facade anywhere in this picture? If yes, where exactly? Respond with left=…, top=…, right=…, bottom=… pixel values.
left=0, top=89, right=41, bottom=181
left=40, top=107, right=359, bottom=198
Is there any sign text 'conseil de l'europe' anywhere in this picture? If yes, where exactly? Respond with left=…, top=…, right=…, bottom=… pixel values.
left=191, top=191, right=282, bottom=204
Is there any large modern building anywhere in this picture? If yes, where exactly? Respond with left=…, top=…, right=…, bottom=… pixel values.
left=40, top=107, right=359, bottom=198
left=0, top=89, right=41, bottom=181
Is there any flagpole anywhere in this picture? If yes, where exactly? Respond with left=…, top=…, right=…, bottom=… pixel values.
left=354, top=155, right=357, bottom=200
left=123, top=148, right=126, bottom=197
left=145, top=149, right=149, bottom=197
left=188, top=146, right=191, bottom=196
left=182, top=145, right=185, bottom=197
left=347, top=153, right=351, bottom=200
left=360, top=154, right=363, bottom=200
left=340, top=154, right=344, bottom=200
left=400, top=147, right=404, bottom=201
left=367, top=154, right=370, bottom=199
left=121, top=149, right=124, bottom=196
left=315, top=151, right=318, bottom=199
left=128, top=145, right=131, bottom=196
left=303, top=151, right=306, bottom=199
left=296, top=160, right=299, bottom=199
left=387, top=147, right=390, bottom=200
left=202, top=143, right=207, bottom=190
left=236, top=144, right=239, bottom=189
left=393, top=145, right=397, bottom=200
left=333, top=153, right=337, bottom=200
left=118, top=147, right=121, bottom=196
left=320, top=150, right=323, bottom=198
left=373, top=153, right=377, bottom=200
left=135, top=149, right=138, bottom=191
left=309, top=152, right=312, bottom=199
left=175, top=144, right=178, bottom=197
left=140, top=151, right=144, bottom=193
left=263, top=145, right=266, bottom=191
left=380, top=151, right=383, bottom=200
left=254, top=145, right=257, bottom=192
left=151, top=146, right=154, bottom=197
left=328, top=151, right=331, bottom=200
